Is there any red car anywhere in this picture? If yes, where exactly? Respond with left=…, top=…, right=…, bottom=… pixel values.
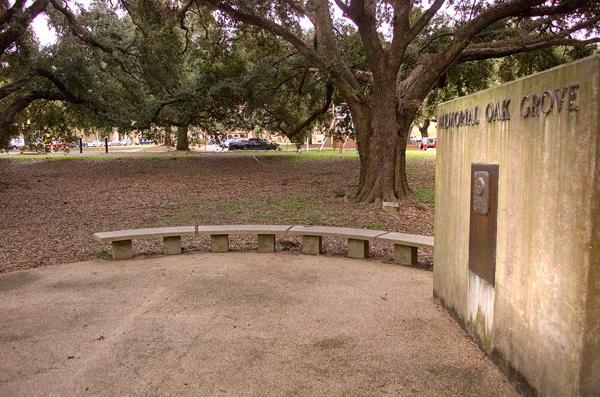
left=419, top=138, right=437, bottom=150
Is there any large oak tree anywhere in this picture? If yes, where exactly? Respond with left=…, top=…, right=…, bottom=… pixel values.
left=192, top=0, right=599, bottom=202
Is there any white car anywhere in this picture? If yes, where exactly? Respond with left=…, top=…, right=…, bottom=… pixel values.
left=120, top=138, right=132, bottom=146
left=9, top=137, right=25, bottom=149
left=88, top=140, right=103, bottom=147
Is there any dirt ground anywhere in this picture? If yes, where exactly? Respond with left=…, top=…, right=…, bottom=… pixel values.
left=0, top=151, right=435, bottom=273
left=0, top=252, right=518, bottom=396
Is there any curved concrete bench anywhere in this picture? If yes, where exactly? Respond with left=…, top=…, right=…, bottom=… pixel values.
left=196, top=225, right=292, bottom=253
left=376, top=232, right=434, bottom=266
left=93, top=224, right=433, bottom=265
left=93, top=226, right=196, bottom=259
left=287, top=226, right=387, bottom=258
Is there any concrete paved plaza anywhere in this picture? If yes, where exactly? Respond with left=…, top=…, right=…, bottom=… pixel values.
left=0, top=252, right=518, bottom=396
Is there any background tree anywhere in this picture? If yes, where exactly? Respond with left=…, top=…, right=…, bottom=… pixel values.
left=195, top=0, right=600, bottom=202
left=1, top=0, right=253, bottom=148
left=0, top=0, right=49, bottom=56
left=238, top=27, right=333, bottom=144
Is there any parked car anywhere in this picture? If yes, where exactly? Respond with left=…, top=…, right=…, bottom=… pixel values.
left=220, top=137, right=245, bottom=149
left=48, top=140, right=68, bottom=151
left=419, top=138, right=437, bottom=150
left=137, top=139, right=153, bottom=145
left=120, top=138, right=132, bottom=146
left=88, top=140, right=103, bottom=147
left=9, top=137, right=25, bottom=150
left=228, top=138, right=280, bottom=151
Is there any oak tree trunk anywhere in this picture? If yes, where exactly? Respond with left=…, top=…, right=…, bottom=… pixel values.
left=164, top=126, right=173, bottom=146
left=350, top=77, right=414, bottom=203
left=419, top=119, right=430, bottom=138
left=176, top=125, right=189, bottom=151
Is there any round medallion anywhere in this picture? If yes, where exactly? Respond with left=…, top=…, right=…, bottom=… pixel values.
left=476, top=177, right=485, bottom=196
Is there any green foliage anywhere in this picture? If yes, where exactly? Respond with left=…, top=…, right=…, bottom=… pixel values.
left=417, top=60, right=495, bottom=122
left=364, top=222, right=381, bottom=230
left=94, top=245, right=112, bottom=260
left=2, top=0, right=598, bottom=156
left=411, top=187, right=435, bottom=204
left=496, top=46, right=598, bottom=83
left=238, top=29, right=331, bottom=142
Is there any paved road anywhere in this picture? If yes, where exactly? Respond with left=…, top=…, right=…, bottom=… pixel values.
left=0, top=252, right=518, bottom=396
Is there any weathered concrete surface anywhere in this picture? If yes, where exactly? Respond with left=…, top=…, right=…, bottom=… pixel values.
left=376, top=232, right=434, bottom=249
left=196, top=225, right=293, bottom=235
left=434, top=56, right=600, bottom=396
left=0, top=252, right=518, bottom=397
left=394, top=244, right=418, bottom=266
left=111, top=240, right=133, bottom=260
left=257, top=234, right=275, bottom=253
left=210, top=234, right=229, bottom=253
left=163, top=236, right=182, bottom=255
left=289, top=225, right=386, bottom=240
left=302, top=235, right=322, bottom=255
left=94, top=226, right=196, bottom=242
left=347, top=238, right=369, bottom=259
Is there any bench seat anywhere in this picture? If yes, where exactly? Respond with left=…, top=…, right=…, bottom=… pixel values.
left=196, top=225, right=292, bottom=235
left=375, top=232, right=434, bottom=249
left=287, top=226, right=388, bottom=258
left=375, top=232, right=434, bottom=266
left=196, top=224, right=293, bottom=253
left=287, top=225, right=386, bottom=240
left=93, top=226, right=196, bottom=242
left=92, top=224, right=433, bottom=265
left=93, top=226, right=196, bottom=259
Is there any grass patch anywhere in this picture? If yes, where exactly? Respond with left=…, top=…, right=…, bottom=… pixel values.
left=171, top=207, right=200, bottom=224
left=411, top=187, right=435, bottom=204
left=94, top=246, right=112, bottom=260
left=1, top=148, right=433, bottom=163
left=0, top=150, right=195, bottom=162
left=239, top=149, right=359, bottom=162
left=364, top=222, right=382, bottom=230
left=192, top=195, right=330, bottom=226
left=406, top=150, right=436, bottom=159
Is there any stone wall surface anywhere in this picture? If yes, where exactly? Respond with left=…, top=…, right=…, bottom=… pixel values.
left=433, top=56, right=599, bottom=397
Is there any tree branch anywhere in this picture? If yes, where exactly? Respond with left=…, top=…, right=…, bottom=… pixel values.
left=289, top=81, right=334, bottom=139
left=196, top=0, right=364, bottom=103
left=0, top=73, right=35, bottom=100
left=458, top=37, right=600, bottom=62
left=0, top=0, right=49, bottom=57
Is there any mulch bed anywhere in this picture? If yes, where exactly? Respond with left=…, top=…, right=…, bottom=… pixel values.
left=0, top=152, right=435, bottom=273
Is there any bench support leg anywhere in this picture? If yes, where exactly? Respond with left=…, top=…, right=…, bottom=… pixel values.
left=302, top=235, right=322, bottom=255
left=394, top=244, right=418, bottom=266
left=163, top=236, right=182, bottom=255
left=347, top=238, right=369, bottom=259
left=211, top=234, right=229, bottom=253
left=112, top=240, right=133, bottom=260
left=257, top=234, right=275, bottom=253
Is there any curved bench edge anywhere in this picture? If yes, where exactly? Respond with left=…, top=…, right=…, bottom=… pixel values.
left=94, top=226, right=196, bottom=242
left=375, top=232, right=434, bottom=249
left=287, top=225, right=387, bottom=241
left=196, top=224, right=294, bottom=235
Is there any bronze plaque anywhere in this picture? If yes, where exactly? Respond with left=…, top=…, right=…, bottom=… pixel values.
left=473, top=171, right=490, bottom=215
left=468, top=163, right=499, bottom=286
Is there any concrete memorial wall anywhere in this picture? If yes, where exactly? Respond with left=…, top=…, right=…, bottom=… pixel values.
left=433, top=56, right=599, bottom=396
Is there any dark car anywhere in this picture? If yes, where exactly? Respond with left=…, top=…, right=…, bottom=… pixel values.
left=228, top=138, right=280, bottom=151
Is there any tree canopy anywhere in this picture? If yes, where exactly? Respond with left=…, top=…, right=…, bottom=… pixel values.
left=1, top=0, right=598, bottom=201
